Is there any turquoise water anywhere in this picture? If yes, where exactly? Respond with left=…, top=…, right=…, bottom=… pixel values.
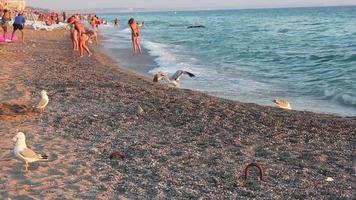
left=100, top=6, right=356, bottom=116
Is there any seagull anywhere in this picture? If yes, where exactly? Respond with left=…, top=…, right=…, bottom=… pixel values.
left=12, top=132, right=48, bottom=171
left=153, top=70, right=195, bottom=87
left=273, top=99, right=292, bottom=110
left=36, top=90, right=49, bottom=112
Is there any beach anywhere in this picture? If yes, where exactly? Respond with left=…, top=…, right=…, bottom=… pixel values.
left=0, top=29, right=355, bottom=199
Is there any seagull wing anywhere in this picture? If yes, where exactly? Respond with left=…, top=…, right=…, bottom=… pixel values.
left=171, top=70, right=195, bottom=81
left=37, top=98, right=48, bottom=109
left=183, top=71, right=195, bottom=77
left=20, top=148, right=42, bottom=160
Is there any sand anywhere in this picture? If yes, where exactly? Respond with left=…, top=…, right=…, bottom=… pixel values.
left=0, top=29, right=355, bottom=199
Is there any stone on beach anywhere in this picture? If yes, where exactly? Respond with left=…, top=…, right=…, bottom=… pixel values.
left=109, top=151, right=125, bottom=159
left=326, top=177, right=334, bottom=182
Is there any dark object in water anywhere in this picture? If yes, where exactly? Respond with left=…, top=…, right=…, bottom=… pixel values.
left=244, top=163, right=266, bottom=181
left=187, top=25, right=206, bottom=29
left=109, top=151, right=125, bottom=159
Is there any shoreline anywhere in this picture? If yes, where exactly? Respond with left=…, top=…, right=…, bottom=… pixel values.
left=97, top=23, right=356, bottom=117
left=0, top=29, right=355, bottom=199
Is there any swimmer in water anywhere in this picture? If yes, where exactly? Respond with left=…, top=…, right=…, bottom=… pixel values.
left=114, top=17, right=119, bottom=27
left=128, top=18, right=144, bottom=54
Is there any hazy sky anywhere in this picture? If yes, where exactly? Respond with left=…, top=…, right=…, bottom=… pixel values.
left=27, top=0, right=356, bottom=10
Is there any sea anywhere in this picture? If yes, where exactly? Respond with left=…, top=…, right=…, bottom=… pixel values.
left=98, top=6, right=356, bottom=116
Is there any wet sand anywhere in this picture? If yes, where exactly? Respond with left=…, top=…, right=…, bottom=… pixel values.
left=0, top=29, right=355, bottom=199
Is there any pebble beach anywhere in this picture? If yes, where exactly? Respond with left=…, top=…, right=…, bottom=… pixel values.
left=0, top=29, right=355, bottom=199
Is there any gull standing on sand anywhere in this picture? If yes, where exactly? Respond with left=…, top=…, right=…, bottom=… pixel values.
left=12, top=132, right=48, bottom=171
left=153, top=70, right=195, bottom=87
left=273, top=99, right=292, bottom=110
left=36, top=90, right=49, bottom=112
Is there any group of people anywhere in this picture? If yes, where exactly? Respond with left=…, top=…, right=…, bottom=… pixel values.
left=66, top=14, right=145, bottom=57
left=0, top=9, right=26, bottom=43
left=67, top=14, right=99, bottom=57
left=36, top=12, right=66, bottom=26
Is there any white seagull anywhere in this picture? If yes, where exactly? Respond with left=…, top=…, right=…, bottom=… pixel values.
left=12, top=132, right=48, bottom=171
left=273, top=99, right=292, bottom=110
left=153, top=70, right=195, bottom=87
left=36, top=90, right=49, bottom=112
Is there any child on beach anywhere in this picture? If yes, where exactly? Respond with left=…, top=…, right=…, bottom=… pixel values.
left=128, top=18, right=144, bottom=54
left=11, top=13, right=25, bottom=43
left=1, top=10, right=11, bottom=40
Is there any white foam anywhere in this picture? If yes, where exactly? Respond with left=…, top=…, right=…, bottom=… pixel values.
left=143, top=40, right=198, bottom=74
left=341, top=93, right=356, bottom=106
left=120, top=28, right=131, bottom=34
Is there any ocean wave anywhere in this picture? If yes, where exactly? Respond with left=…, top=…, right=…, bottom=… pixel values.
left=120, top=28, right=131, bottom=33
left=341, top=54, right=356, bottom=62
left=309, top=54, right=338, bottom=62
left=277, top=28, right=289, bottom=33
left=143, top=41, right=197, bottom=74
left=323, top=89, right=356, bottom=107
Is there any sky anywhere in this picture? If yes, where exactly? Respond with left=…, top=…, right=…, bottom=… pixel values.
left=27, top=0, right=356, bottom=10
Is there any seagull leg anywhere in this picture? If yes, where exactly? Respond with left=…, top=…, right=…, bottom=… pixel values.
left=25, top=162, right=29, bottom=172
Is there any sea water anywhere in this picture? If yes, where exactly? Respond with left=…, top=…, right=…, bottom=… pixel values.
left=99, top=6, right=356, bottom=116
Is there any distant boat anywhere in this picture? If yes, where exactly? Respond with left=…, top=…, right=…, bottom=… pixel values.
left=187, top=25, right=206, bottom=29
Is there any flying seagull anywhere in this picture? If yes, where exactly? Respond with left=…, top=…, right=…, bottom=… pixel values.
left=153, top=70, right=195, bottom=87
left=36, top=90, right=49, bottom=112
left=12, top=132, right=48, bottom=171
left=273, top=99, right=292, bottom=110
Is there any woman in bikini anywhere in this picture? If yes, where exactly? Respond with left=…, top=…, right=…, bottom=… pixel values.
left=128, top=18, right=144, bottom=54
left=79, top=30, right=97, bottom=57
left=67, top=16, right=79, bottom=51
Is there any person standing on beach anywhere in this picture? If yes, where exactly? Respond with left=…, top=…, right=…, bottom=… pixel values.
left=62, top=12, right=67, bottom=22
left=90, top=15, right=99, bottom=31
left=128, top=18, right=144, bottom=54
left=1, top=10, right=11, bottom=40
left=11, top=12, right=26, bottom=43
left=67, top=16, right=79, bottom=51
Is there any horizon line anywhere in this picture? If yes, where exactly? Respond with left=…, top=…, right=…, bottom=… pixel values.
left=29, top=4, right=356, bottom=12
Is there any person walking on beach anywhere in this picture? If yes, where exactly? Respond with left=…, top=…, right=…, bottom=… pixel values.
left=1, top=9, right=11, bottom=40
left=11, top=12, right=26, bottom=43
left=128, top=18, right=144, bottom=54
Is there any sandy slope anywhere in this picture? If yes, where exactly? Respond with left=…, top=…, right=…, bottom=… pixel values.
left=0, top=29, right=355, bottom=199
